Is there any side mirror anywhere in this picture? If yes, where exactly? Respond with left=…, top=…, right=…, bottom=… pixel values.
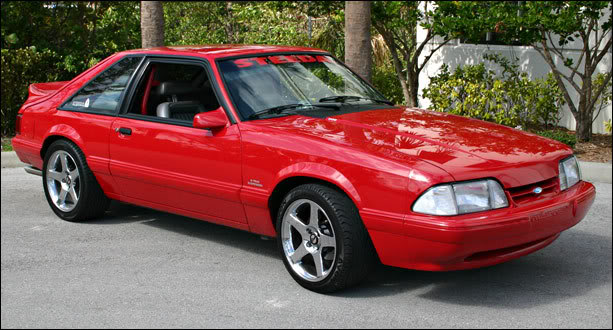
left=193, top=107, right=229, bottom=131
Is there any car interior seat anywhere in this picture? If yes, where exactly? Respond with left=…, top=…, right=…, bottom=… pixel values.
left=156, top=81, right=205, bottom=121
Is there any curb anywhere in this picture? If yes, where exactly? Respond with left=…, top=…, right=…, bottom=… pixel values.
left=580, top=161, right=612, bottom=184
left=1, top=151, right=612, bottom=184
left=1, top=151, right=24, bottom=169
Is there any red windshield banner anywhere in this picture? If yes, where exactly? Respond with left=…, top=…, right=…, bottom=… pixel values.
left=233, top=55, right=332, bottom=68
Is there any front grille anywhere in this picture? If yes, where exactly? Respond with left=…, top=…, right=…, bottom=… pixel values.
left=508, top=176, right=559, bottom=205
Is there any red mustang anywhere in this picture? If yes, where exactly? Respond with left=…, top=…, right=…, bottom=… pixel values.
left=12, top=45, right=596, bottom=292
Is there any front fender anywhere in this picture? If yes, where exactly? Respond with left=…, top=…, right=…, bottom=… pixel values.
left=274, top=162, right=363, bottom=208
left=241, top=162, right=364, bottom=237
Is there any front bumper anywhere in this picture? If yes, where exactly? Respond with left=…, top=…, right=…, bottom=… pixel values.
left=367, top=181, right=596, bottom=271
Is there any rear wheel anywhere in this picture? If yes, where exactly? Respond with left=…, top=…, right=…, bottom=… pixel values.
left=276, top=184, right=375, bottom=293
left=42, top=139, right=109, bottom=221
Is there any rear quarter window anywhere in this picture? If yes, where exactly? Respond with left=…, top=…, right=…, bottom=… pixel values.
left=62, top=57, right=142, bottom=114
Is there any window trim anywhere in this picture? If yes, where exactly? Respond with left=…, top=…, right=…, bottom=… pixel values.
left=119, top=55, right=236, bottom=126
left=57, top=55, right=145, bottom=116
left=120, top=113, right=195, bottom=128
left=213, top=51, right=389, bottom=122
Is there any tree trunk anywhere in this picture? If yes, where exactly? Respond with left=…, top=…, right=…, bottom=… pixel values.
left=400, top=81, right=411, bottom=106
left=576, top=110, right=593, bottom=142
left=141, top=1, right=164, bottom=48
left=344, top=1, right=372, bottom=82
left=224, top=2, right=236, bottom=43
left=407, top=71, right=419, bottom=107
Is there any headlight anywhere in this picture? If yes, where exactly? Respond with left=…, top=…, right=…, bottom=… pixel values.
left=413, top=179, right=509, bottom=216
left=559, top=155, right=581, bottom=191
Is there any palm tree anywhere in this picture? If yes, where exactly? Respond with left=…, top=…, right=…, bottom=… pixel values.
left=141, top=1, right=164, bottom=48
left=344, top=1, right=372, bottom=82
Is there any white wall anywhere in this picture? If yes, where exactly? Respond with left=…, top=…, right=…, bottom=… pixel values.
left=415, top=10, right=612, bottom=134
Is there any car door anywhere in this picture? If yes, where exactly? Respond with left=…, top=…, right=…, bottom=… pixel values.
left=108, top=57, right=246, bottom=224
left=55, top=55, right=144, bottom=196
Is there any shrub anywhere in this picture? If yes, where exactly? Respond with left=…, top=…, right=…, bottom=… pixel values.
left=422, top=54, right=565, bottom=129
left=372, top=64, right=405, bottom=105
left=606, top=120, right=612, bottom=134
left=1, top=47, right=64, bottom=136
left=537, top=130, right=577, bottom=148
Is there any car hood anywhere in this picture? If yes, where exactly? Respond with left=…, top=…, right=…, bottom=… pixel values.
left=254, top=107, right=572, bottom=188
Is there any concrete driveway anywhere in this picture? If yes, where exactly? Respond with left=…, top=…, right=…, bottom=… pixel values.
left=1, top=167, right=611, bottom=328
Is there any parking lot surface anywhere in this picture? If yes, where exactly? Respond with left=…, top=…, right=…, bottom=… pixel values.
left=1, top=167, right=611, bottom=328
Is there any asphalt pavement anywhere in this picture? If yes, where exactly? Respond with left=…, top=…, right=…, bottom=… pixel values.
left=1, top=167, right=611, bottom=328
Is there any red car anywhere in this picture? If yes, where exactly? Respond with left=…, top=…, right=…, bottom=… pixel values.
left=12, top=45, right=596, bottom=293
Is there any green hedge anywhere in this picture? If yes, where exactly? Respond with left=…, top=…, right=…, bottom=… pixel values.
left=1, top=47, right=66, bottom=136
left=537, top=130, right=577, bottom=148
left=422, top=54, right=565, bottom=129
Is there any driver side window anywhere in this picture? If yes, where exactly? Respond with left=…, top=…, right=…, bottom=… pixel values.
left=126, top=61, right=220, bottom=124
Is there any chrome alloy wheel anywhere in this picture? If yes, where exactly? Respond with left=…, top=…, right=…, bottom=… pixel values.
left=281, top=199, right=337, bottom=282
left=46, top=150, right=80, bottom=212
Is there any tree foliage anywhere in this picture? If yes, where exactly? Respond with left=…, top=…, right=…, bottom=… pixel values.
left=1, top=1, right=140, bottom=75
left=371, top=1, right=485, bottom=107
left=1, top=47, right=64, bottom=136
left=163, top=2, right=343, bottom=51
left=459, top=1, right=612, bottom=142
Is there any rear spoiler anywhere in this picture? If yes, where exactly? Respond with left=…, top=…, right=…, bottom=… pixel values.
left=20, top=53, right=120, bottom=109
left=23, top=81, right=69, bottom=107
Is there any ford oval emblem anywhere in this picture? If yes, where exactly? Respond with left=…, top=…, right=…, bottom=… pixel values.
left=533, top=187, right=543, bottom=194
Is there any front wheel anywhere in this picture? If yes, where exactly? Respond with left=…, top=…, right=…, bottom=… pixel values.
left=276, top=184, right=375, bottom=293
left=42, top=139, right=109, bottom=221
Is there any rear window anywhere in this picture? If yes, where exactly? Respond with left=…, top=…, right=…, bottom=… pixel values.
left=62, top=57, right=142, bottom=114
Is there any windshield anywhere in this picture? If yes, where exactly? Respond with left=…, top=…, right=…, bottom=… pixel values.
left=218, top=54, right=388, bottom=120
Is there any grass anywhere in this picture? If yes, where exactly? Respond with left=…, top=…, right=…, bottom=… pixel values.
left=2, top=137, right=13, bottom=151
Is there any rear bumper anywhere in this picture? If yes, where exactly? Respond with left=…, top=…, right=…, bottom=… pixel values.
left=11, top=136, right=43, bottom=169
left=367, top=181, right=596, bottom=271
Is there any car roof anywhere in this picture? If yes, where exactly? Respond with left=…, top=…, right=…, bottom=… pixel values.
left=119, top=44, right=329, bottom=59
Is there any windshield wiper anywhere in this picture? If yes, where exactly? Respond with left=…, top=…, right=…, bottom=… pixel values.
left=319, top=95, right=394, bottom=106
left=248, top=103, right=339, bottom=120
left=319, top=95, right=362, bottom=103
left=249, top=103, right=304, bottom=120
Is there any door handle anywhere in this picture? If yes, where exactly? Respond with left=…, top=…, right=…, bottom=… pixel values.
left=116, top=127, right=132, bottom=136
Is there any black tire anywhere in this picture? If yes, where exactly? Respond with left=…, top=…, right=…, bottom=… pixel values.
left=42, top=139, right=110, bottom=221
left=276, top=183, right=375, bottom=293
